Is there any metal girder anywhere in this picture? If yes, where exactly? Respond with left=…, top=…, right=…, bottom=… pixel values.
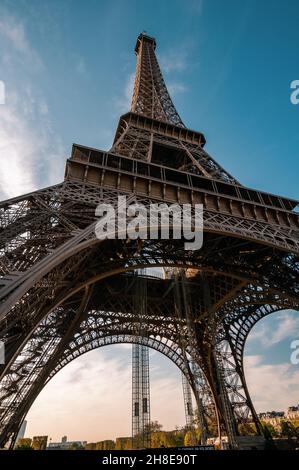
left=0, top=293, right=214, bottom=447
left=0, top=32, right=298, bottom=450
left=131, top=34, right=184, bottom=127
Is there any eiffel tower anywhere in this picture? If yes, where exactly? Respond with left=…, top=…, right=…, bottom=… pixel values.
left=0, top=33, right=298, bottom=449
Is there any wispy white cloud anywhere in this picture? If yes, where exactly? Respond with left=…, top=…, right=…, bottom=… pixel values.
left=167, top=82, right=187, bottom=97
left=0, top=12, right=42, bottom=68
left=0, top=10, right=65, bottom=200
left=0, top=80, right=5, bottom=104
left=248, top=310, right=299, bottom=348
left=158, top=33, right=200, bottom=75
left=0, top=94, right=37, bottom=198
left=0, top=13, right=30, bottom=53
left=97, top=128, right=115, bottom=151
left=244, top=355, right=299, bottom=412
left=159, top=50, right=188, bottom=74
left=24, top=345, right=299, bottom=442
left=158, top=42, right=196, bottom=104
left=75, top=56, right=87, bottom=76
left=188, top=0, right=204, bottom=15
left=25, top=345, right=185, bottom=442
left=113, top=72, right=135, bottom=116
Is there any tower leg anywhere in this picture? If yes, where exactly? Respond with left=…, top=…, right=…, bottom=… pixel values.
left=132, top=344, right=150, bottom=449
left=132, top=272, right=150, bottom=449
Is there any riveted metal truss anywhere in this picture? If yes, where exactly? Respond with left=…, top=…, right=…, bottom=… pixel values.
left=0, top=32, right=299, bottom=450
left=182, top=372, right=194, bottom=428
left=131, top=34, right=184, bottom=127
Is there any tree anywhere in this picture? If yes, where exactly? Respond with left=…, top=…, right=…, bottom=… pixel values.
left=184, top=430, right=197, bottom=446
left=238, top=422, right=257, bottom=436
left=147, top=421, right=163, bottom=433
left=195, top=427, right=202, bottom=444
left=150, top=430, right=178, bottom=448
left=69, top=442, right=84, bottom=450
left=15, top=438, right=32, bottom=450
left=171, top=429, right=185, bottom=447
left=261, top=422, right=278, bottom=438
left=115, top=437, right=131, bottom=450
left=85, top=443, right=96, bottom=450
left=280, top=420, right=299, bottom=439
left=31, top=436, right=48, bottom=450
left=95, top=440, right=115, bottom=450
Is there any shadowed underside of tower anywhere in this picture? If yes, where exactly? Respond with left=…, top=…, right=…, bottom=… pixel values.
left=0, top=32, right=298, bottom=450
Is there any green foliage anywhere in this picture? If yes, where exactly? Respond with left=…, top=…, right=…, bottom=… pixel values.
left=238, top=422, right=258, bottom=436
left=31, top=436, right=48, bottom=450
left=183, top=430, right=197, bottom=446
left=205, top=416, right=218, bottom=437
left=145, top=420, right=163, bottom=433
left=170, top=430, right=185, bottom=447
left=195, top=427, right=202, bottom=443
left=68, top=442, right=84, bottom=450
left=292, top=418, right=299, bottom=429
left=115, top=437, right=131, bottom=450
left=83, top=419, right=221, bottom=451
left=95, top=440, right=115, bottom=450
left=15, top=438, right=32, bottom=450
left=280, top=420, right=299, bottom=438
left=151, top=431, right=173, bottom=448
left=85, top=442, right=96, bottom=450
left=261, top=422, right=278, bottom=438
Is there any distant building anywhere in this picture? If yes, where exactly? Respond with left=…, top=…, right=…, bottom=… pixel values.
left=47, top=436, right=86, bottom=450
left=258, top=411, right=285, bottom=420
left=258, top=406, right=299, bottom=432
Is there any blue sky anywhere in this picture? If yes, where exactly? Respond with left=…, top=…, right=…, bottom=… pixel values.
left=0, top=0, right=298, bottom=441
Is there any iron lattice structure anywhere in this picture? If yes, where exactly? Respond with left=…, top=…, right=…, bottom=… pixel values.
left=182, top=373, right=193, bottom=429
left=131, top=272, right=150, bottom=449
left=132, top=344, right=150, bottom=449
left=0, top=32, right=298, bottom=449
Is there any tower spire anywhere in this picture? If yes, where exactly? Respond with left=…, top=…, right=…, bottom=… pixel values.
left=131, top=33, right=184, bottom=127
